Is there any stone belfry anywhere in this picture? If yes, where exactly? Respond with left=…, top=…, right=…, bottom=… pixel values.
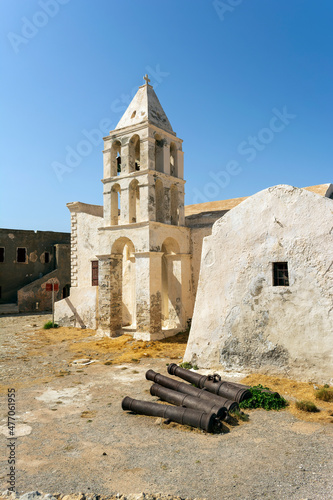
left=97, top=75, right=192, bottom=339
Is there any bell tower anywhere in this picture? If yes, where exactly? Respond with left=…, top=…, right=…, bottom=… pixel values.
left=97, top=75, right=192, bottom=340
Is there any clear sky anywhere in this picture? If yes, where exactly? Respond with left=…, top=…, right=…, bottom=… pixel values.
left=1, top=0, right=332, bottom=232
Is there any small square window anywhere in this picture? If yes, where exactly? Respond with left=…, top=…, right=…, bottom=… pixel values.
left=17, top=247, right=27, bottom=263
left=44, top=252, right=50, bottom=264
left=273, top=262, right=289, bottom=286
left=91, top=260, right=98, bottom=286
left=0, top=248, right=4, bottom=262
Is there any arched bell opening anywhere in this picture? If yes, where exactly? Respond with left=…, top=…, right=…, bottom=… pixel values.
left=111, top=184, right=121, bottom=225
left=155, top=134, right=164, bottom=172
left=111, top=140, right=122, bottom=176
left=129, top=134, right=141, bottom=172
left=129, top=179, right=140, bottom=223
left=170, top=142, right=178, bottom=177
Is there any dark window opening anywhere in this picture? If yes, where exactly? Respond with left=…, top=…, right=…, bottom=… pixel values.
left=92, top=260, right=98, bottom=286
left=273, top=262, right=289, bottom=286
left=117, top=155, right=121, bottom=174
left=0, top=286, right=2, bottom=299
left=44, top=252, right=50, bottom=264
left=17, top=247, right=27, bottom=263
left=0, top=248, right=4, bottom=262
left=63, top=284, right=70, bottom=298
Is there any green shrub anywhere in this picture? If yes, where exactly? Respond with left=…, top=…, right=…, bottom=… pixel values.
left=295, top=400, right=319, bottom=412
left=43, top=321, right=59, bottom=329
left=315, top=387, right=333, bottom=402
left=239, top=384, right=288, bottom=411
left=179, top=361, right=199, bottom=370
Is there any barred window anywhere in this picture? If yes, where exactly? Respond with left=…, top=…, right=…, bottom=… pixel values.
left=91, top=260, right=98, bottom=286
left=273, top=262, right=289, bottom=286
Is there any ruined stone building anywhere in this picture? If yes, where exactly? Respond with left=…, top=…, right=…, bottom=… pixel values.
left=0, top=229, right=70, bottom=313
left=54, top=75, right=333, bottom=373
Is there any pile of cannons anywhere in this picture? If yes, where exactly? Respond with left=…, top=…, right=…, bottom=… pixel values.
left=121, top=363, right=253, bottom=434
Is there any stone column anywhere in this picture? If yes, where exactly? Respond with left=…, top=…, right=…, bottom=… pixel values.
left=178, top=186, right=185, bottom=226
left=163, top=143, right=170, bottom=175
left=103, top=147, right=111, bottom=179
left=165, top=254, right=182, bottom=328
left=134, top=251, right=163, bottom=339
left=103, top=185, right=111, bottom=226
left=138, top=182, right=150, bottom=222
left=97, top=254, right=122, bottom=337
left=120, top=186, right=129, bottom=225
left=164, top=186, right=171, bottom=224
left=141, top=137, right=155, bottom=171
left=177, top=150, right=184, bottom=179
left=180, top=253, right=192, bottom=325
left=121, top=144, right=130, bottom=174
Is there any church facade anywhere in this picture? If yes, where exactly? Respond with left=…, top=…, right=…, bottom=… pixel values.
left=55, top=76, right=333, bottom=350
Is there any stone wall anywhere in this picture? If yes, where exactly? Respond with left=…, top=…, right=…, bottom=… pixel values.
left=18, top=244, right=70, bottom=312
left=0, top=229, right=70, bottom=306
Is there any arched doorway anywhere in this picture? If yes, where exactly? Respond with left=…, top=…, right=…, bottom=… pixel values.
left=111, top=237, right=136, bottom=328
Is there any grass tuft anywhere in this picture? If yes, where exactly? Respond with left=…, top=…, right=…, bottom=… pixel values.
left=179, top=361, right=199, bottom=370
left=43, top=321, right=58, bottom=329
left=295, top=400, right=319, bottom=412
left=315, top=387, right=333, bottom=402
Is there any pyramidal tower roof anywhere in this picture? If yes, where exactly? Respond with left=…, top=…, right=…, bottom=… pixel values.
left=115, top=74, right=174, bottom=134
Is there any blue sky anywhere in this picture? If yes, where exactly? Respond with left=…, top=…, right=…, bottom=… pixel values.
left=1, top=0, right=332, bottom=232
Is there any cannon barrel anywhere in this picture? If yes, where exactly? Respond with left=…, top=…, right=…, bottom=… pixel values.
left=167, top=363, right=251, bottom=403
left=122, top=396, right=220, bottom=433
left=150, top=383, right=227, bottom=420
left=146, top=369, right=239, bottom=412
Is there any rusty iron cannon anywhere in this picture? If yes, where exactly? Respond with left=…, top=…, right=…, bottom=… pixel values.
left=122, top=396, right=222, bottom=433
left=146, top=369, right=239, bottom=412
left=167, top=363, right=252, bottom=403
left=150, top=383, right=228, bottom=420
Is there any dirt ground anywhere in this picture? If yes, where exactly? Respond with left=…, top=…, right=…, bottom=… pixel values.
left=0, top=314, right=332, bottom=500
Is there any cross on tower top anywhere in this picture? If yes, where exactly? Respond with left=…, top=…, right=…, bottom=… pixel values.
left=143, top=74, right=150, bottom=85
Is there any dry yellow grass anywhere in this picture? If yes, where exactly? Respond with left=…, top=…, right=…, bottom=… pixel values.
left=27, top=326, right=188, bottom=364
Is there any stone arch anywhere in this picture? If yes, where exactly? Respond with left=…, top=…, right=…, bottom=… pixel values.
left=129, top=179, right=140, bottom=223
left=155, top=179, right=164, bottom=223
left=111, top=140, right=122, bottom=176
left=129, top=134, right=141, bottom=172
left=161, top=237, right=182, bottom=329
left=170, top=184, right=179, bottom=226
left=111, top=237, right=136, bottom=328
left=170, top=142, right=177, bottom=177
left=155, top=134, right=164, bottom=172
left=111, top=183, right=121, bottom=225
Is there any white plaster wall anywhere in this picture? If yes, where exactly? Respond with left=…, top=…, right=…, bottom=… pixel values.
left=184, top=185, right=333, bottom=382
left=54, top=286, right=98, bottom=329
left=190, top=226, right=212, bottom=298
left=76, top=212, right=102, bottom=287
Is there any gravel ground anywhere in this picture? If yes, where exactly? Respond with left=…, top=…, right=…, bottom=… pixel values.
left=0, top=314, right=332, bottom=500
